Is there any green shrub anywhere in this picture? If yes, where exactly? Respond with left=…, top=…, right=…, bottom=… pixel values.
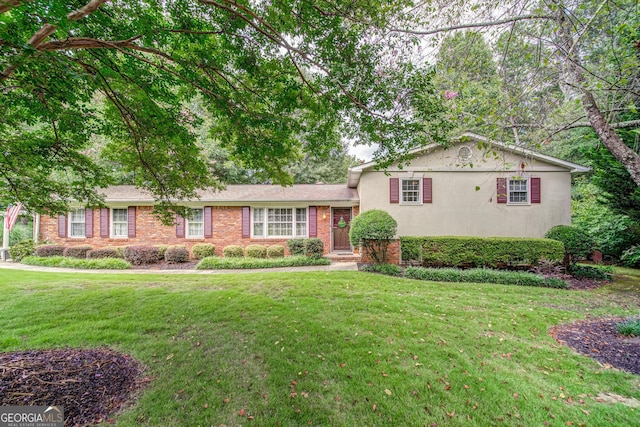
left=621, top=245, right=640, bottom=268
left=22, top=256, right=131, bottom=270
left=156, top=245, right=169, bottom=260
left=245, top=244, right=267, bottom=258
left=361, top=263, right=402, bottom=276
left=267, top=245, right=285, bottom=258
left=401, top=236, right=564, bottom=268
left=124, top=246, right=161, bottom=265
left=545, top=225, right=596, bottom=266
left=192, top=243, right=216, bottom=259
left=63, top=245, right=92, bottom=259
left=165, top=245, right=190, bottom=263
left=87, top=248, right=121, bottom=259
left=223, top=245, right=244, bottom=258
left=568, top=264, right=613, bottom=281
left=286, top=239, right=305, bottom=256
left=616, top=317, right=640, bottom=337
left=9, top=239, right=35, bottom=262
left=35, top=245, right=65, bottom=257
left=196, top=255, right=330, bottom=270
left=349, top=210, right=397, bottom=264
left=404, top=267, right=567, bottom=289
left=305, top=238, right=324, bottom=259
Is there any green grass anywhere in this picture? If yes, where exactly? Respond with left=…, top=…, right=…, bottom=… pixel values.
left=0, top=269, right=638, bottom=426
left=21, top=256, right=131, bottom=269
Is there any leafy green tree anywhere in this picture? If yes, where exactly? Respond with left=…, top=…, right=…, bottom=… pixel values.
left=350, top=210, right=397, bottom=264
left=1, top=0, right=447, bottom=218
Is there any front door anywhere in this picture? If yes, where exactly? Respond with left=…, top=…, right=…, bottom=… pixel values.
left=332, top=208, right=352, bottom=251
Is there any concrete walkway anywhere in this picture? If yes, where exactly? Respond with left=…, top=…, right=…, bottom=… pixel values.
left=0, top=260, right=359, bottom=275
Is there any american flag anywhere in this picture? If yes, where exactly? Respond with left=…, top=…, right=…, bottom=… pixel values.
left=5, top=203, right=23, bottom=232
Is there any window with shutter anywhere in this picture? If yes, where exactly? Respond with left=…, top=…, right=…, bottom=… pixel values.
left=389, top=178, right=399, bottom=203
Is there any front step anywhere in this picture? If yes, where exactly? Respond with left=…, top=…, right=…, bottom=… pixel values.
left=326, top=252, right=362, bottom=263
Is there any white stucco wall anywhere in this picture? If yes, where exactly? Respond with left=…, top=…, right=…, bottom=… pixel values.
left=356, top=143, right=574, bottom=238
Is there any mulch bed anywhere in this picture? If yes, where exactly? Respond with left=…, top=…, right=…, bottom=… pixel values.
left=0, top=348, right=148, bottom=426
left=550, top=318, right=640, bottom=375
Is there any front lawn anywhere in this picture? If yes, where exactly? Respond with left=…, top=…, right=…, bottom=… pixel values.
left=0, top=270, right=637, bottom=426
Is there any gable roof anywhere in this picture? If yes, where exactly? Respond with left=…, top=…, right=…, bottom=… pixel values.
left=347, top=132, right=591, bottom=188
left=98, top=184, right=359, bottom=205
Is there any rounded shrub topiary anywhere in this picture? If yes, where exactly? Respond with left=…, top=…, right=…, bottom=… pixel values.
left=87, top=248, right=121, bottom=259
left=245, top=244, right=267, bottom=258
left=267, top=244, right=285, bottom=258
left=165, top=245, right=190, bottom=263
left=286, top=238, right=305, bottom=256
left=63, top=245, right=92, bottom=259
left=192, top=243, right=216, bottom=259
left=305, top=238, right=324, bottom=258
left=545, top=225, right=596, bottom=266
left=8, top=239, right=35, bottom=262
left=349, top=210, right=397, bottom=264
left=124, top=246, right=161, bottom=265
left=35, top=245, right=66, bottom=257
left=223, top=245, right=244, bottom=258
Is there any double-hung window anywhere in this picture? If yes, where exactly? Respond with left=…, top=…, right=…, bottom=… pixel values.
left=111, top=208, right=128, bottom=238
left=69, top=208, right=85, bottom=238
left=252, top=207, right=307, bottom=238
left=401, top=179, right=421, bottom=204
left=187, top=208, right=204, bottom=238
left=508, top=178, right=529, bottom=204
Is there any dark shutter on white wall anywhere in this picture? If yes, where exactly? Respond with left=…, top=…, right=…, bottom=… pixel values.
left=127, top=206, right=136, bottom=238
left=204, top=206, right=213, bottom=238
left=309, top=206, right=317, bottom=238
left=176, top=215, right=185, bottom=238
left=422, top=178, right=432, bottom=204
left=530, top=177, right=541, bottom=204
left=390, top=178, right=399, bottom=204
left=57, top=215, right=67, bottom=238
left=497, top=178, right=507, bottom=204
left=85, top=208, right=93, bottom=238
left=100, top=208, right=109, bottom=238
left=241, top=207, right=250, bottom=238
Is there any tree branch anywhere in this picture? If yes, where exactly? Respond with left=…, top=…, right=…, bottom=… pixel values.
left=389, top=14, right=554, bottom=36
left=0, top=0, right=27, bottom=15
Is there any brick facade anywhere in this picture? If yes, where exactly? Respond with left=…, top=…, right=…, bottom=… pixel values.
left=40, top=205, right=337, bottom=256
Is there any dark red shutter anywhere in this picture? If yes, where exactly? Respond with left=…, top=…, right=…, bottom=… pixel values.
left=85, top=208, right=93, bottom=238
left=100, top=208, right=109, bottom=238
left=530, top=177, right=541, bottom=203
left=127, top=206, right=136, bottom=238
left=497, top=178, right=507, bottom=204
left=57, top=215, right=67, bottom=238
left=422, top=178, right=432, bottom=203
left=390, top=178, right=399, bottom=204
left=204, top=206, right=213, bottom=238
left=309, top=206, right=317, bottom=238
left=242, top=207, right=250, bottom=238
left=176, top=215, right=185, bottom=238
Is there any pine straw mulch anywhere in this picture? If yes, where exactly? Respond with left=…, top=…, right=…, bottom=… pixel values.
left=0, top=348, right=149, bottom=427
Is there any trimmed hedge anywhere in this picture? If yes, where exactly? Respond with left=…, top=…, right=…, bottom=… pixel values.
left=9, top=239, right=35, bottom=261
left=286, top=238, right=324, bottom=258
left=401, top=236, right=564, bottom=268
left=63, top=245, right=92, bottom=259
left=192, top=243, right=216, bottom=259
left=404, top=267, right=567, bottom=289
left=286, top=239, right=305, bottom=256
left=87, top=248, right=122, bottom=259
left=165, top=245, right=190, bottom=263
left=196, top=255, right=330, bottom=270
left=22, top=256, right=131, bottom=270
left=35, top=245, right=65, bottom=257
left=223, top=245, right=244, bottom=258
left=245, top=244, right=267, bottom=259
left=124, top=246, right=161, bottom=265
left=267, top=245, right=285, bottom=258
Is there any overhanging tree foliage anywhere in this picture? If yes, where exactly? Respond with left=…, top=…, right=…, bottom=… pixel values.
left=1, top=0, right=446, bottom=218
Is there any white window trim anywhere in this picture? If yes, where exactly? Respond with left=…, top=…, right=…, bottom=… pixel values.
left=507, top=177, right=531, bottom=205
left=111, top=208, right=129, bottom=238
left=251, top=207, right=308, bottom=238
left=68, top=208, right=85, bottom=238
left=400, top=178, right=422, bottom=205
left=186, top=208, right=204, bottom=238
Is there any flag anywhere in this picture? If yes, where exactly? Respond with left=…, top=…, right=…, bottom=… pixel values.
left=6, top=203, right=23, bottom=232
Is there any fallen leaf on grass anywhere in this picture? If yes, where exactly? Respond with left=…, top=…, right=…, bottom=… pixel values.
left=203, top=403, right=208, bottom=408
left=384, top=389, right=392, bottom=396
left=372, top=404, right=377, bottom=412
left=223, top=398, right=230, bottom=403
left=238, top=408, right=245, bottom=417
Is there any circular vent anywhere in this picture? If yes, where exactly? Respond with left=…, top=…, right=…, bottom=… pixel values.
left=458, top=146, right=473, bottom=161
